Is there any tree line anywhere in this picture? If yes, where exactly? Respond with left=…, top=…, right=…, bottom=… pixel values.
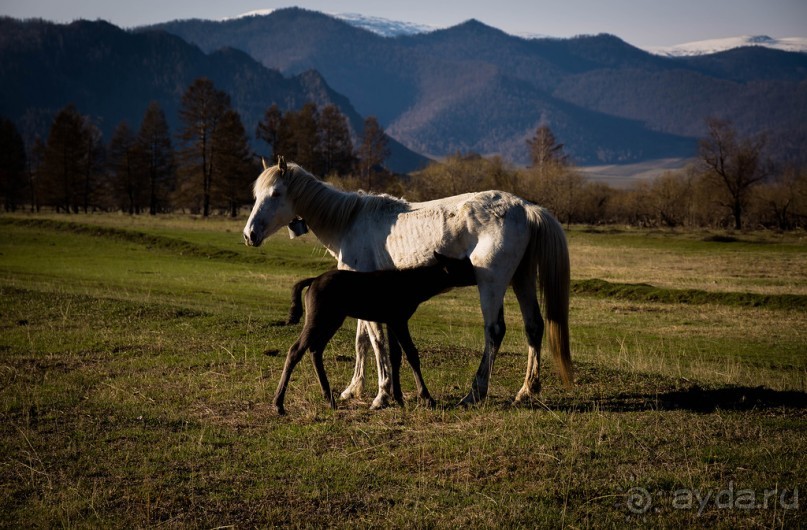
left=0, top=77, right=390, bottom=217
left=1, top=84, right=805, bottom=229
left=407, top=119, right=807, bottom=231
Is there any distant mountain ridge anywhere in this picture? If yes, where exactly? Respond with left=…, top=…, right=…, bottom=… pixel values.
left=0, top=16, right=428, bottom=172
left=148, top=8, right=807, bottom=166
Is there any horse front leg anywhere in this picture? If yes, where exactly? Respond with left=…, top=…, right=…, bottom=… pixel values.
left=460, top=288, right=507, bottom=407
left=340, top=321, right=370, bottom=400
left=365, top=320, right=395, bottom=410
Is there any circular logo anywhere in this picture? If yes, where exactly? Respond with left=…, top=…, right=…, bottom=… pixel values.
left=626, top=487, right=652, bottom=514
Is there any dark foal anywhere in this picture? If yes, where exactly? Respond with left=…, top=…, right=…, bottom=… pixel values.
left=275, top=253, right=476, bottom=415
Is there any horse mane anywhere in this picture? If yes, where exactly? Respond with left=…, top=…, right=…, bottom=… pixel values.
left=256, top=163, right=409, bottom=234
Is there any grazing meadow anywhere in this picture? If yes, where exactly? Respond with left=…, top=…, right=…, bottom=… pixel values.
left=1, top=214, right=805, bottom=527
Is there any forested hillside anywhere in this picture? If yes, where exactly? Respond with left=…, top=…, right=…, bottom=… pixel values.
left=0, top=17, right=427, bottom=173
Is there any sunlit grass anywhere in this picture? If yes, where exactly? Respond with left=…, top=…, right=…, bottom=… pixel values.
left=0, top=214, right=804, bottom=527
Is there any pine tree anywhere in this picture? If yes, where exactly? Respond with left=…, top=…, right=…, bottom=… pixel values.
left=137, top=101, right=174, bottom=215
left=0, top=118, right=27, bottom=212
left=358, top=116, right=389, bottom=191
left=317, top=105, right=354, bottom=177
left=40, top=104, right=89, bottom=212
left=177, top=78, right=230, bottom=216
left=108, top=121, right=141, bottom=213
left=212, top=109, right=254, bottom=217
left=256, top=103, right=282, bottom=160
left=290, top=103, right=320, bottom=173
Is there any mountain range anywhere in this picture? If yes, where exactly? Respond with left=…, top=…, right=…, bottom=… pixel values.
left=150, top=8, right=807, bottom=166
left=1, top=8, right=805, bottom=173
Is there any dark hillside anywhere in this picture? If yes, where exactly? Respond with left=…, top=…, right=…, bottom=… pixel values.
left=0, top=17, right=428, bottom=172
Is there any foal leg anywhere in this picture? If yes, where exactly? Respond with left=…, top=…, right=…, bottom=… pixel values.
left=512, top=268, right=545, bottom=403
left=310, top=347, right=337, bottom=410
left=388, top=328, right=405, bottom=406
left=340, top=321, right=370, bottom=400
left=390, top=322, right=436, bottom=408
left=273, top=339, right=308, bottom=415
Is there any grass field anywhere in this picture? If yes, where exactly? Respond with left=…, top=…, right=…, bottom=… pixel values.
left=1, top=213, right=805, bottom=527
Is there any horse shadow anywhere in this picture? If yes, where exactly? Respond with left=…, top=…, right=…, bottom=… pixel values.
left=541, top=385, right=807, bottom=414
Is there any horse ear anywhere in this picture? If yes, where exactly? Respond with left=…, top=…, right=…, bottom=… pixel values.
left=261, top=157, right=268, bottom=170
left=278, top=155, right=287, bottom=174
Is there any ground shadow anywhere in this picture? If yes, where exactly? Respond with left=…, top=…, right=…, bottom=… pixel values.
left=544, top=385, right=807, bottom=414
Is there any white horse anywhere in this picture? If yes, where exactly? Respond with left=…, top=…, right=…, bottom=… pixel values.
left=244, top=158, right=572, bottom=408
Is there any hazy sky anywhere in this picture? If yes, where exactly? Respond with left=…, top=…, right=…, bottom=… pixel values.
left=2, top=0, right=805, bottom=48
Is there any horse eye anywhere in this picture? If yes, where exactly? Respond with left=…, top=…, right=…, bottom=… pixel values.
left=269, top=189, right=282, bottom=198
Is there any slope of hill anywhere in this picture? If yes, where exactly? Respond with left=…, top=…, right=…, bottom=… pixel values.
left=0, top=17, right=429, bottom=173
left=149, top=8, right=807, bottom=166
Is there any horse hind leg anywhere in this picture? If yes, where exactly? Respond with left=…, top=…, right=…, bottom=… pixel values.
left=460, top=294, right=507, bottom=407
left=512, top=265, right=545, bottom=403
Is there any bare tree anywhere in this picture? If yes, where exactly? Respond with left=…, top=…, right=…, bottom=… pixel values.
left=699, top=117, right=772, bottom=230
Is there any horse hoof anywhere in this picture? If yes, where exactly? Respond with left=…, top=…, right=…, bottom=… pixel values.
left=340, top=383, right=363, bottom=401
left=275, top=405, right=286, bottom=416
left=370, top=393, right=393, bottom=410
left=514, top=382, right=542, bottom=404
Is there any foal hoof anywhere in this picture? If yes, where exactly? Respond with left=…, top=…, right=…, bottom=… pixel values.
left=458, top=389, right=485, bottom=407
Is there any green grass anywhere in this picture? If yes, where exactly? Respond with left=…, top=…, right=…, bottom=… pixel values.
left=1, top=214, right=805, bottom=527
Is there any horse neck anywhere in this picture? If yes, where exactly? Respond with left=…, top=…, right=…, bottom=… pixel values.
left=286, top=171, right=362, bottom=246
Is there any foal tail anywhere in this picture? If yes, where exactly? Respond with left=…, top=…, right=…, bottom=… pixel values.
left=526, top=205, right=573, bottom=385
left=286, top=277, right=315, bottom=325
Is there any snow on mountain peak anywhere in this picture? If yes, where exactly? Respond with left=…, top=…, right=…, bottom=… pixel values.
left=648, top=35, right=807, bottom=56
left=221, top=9, right=275, bottom=21
left=332, top=13, right=435, bottom=37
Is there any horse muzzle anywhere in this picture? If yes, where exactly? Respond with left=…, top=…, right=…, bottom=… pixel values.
left=243, top=230, right=262, bottom=247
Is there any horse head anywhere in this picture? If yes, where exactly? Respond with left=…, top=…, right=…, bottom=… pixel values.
left=243, top=156, right=297, bottom=247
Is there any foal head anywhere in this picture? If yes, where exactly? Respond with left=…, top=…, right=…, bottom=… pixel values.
left=432, top=252, right=476, bottom=290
